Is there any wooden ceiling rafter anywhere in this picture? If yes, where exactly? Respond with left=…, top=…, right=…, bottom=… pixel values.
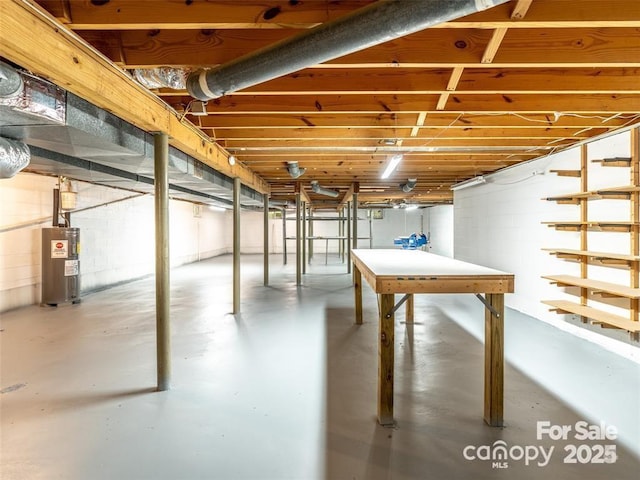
left=22, top=0, right=640, bottom=206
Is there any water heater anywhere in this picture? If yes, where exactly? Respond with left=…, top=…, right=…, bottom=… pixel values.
left=41, top=227, right=81, bottom=306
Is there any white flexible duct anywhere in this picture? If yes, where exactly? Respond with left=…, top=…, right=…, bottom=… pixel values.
left=132, top=67, right=187, bottom=90
left=287, top=161, right=306, bottom=179
left=0, top=138, right=30, bottom=178
left=310, top=180, right=339, bottom=198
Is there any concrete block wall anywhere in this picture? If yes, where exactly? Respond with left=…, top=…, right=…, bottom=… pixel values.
left=0, top=172, right=229, bottom=312
left=453, top=128, right=638, bottom=354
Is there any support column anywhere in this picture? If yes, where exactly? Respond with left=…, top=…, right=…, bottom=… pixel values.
left=378, top=293, right=395, bottom=426
left=346, top=202, right=352, bottom=274
left=354, top=266, right=363, bottom=325
left=352, top=193, right=359, bottom=283
left=233, top=177, right=241, bottom=314
left=309, top=208, right=314, bottom=262
left=302, top=202, right=307, bottom=274
left=406, top=294, right=414, bottom=323
left=263, top=193, right=269, bottom=286
left=296, top=192, right=302, bottom=286
left=352, top=193, right=359, bottom=251
left=484, top=293, right=504, bottom=427
left=282, top=208, right=287, bottom=265
left=154, top=132, right=171, bottom=392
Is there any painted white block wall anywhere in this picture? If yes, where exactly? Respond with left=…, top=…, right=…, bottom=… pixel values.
left=454, top=128, right=638, bottom=352
left=425, top=205, right=454, bottom=257
left=0, top=172, right=229, bottom=312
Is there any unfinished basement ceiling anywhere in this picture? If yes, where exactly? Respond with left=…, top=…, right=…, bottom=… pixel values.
left=24, top=0, right=640, bottom=206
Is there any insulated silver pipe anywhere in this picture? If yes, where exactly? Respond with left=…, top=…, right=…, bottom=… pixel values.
left=187, top=0, right=509, bottom=100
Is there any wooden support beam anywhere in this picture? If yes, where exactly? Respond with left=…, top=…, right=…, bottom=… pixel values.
left=52, top=1, right=640, bottom=31
left=484, top=293, right=504, bottom=427
left=511, top=0, right=534, bottom=20
left=77, top=27, right=640, bottom=68
left=410, top=112, right=428, bottom=137
left=0, top=0, right=269, bottom=195
left=339, top=182, right=357, bottom=209
left=354, top=266, right=363, bottom=325
left=631, top=127, right=640, bottom=341
left=580, top=144, right=589, bottom=322
left=481, top=28, right=508, bottom=64
left=406, top=294, right=414, bottom=323
left=378, top=293, right=395, bottom=426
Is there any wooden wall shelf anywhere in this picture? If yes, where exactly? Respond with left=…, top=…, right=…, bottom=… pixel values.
left=543, top=221, right=638, bottom=232
left=542, top=128, right=640, bottom=339
left=543, top=274, right=640, bottom=298
left=542, top=300, right=640, bottom=333
left=543, top=248, right=640, bottom=268
left=543, top=185, right=640, bottom=203
left=591, top=157, right=632, bottom=167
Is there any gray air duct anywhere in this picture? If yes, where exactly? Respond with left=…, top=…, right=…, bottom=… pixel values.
left=0, top=60, right=24, bottom=104
left=401, top=178, right=418, bottom=193
left=287, top=161, right=306, bottom=179
left=0, top=137, right=31, bottom=178
left=132, top=67, right=187, bottom=90
left=310, top=180, right=339, bottom=198
left=187, top=0, right=509, bottom=100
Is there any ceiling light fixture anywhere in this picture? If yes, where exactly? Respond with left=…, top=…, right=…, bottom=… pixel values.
left=450, top=175, right=486, bottom=191
left=381, top=154, right=403, bottom=179
left=228, top=155, right=236, bottom=166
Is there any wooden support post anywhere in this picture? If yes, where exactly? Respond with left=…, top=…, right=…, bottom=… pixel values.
left=354, top=266, right=363, bottom=325
left=579, top=144, right=589, bottom=323
left=295, top=192, right=302, bottom=286
left=233, top=177, right=241, bottom=314
left=631, top=127, right=640, bottom=341
left=302, top=202, right=307, bottom=274
left=154, top=132, right=171, bottom=391
left=378, top=293, right=395, bottom=426
left=263, top=193, right=269, bottom=286
left=406, top=294, right=414, bottom=323
left=346, top=202, right=352, bottom=274
left=484, top=293, right=504, bottom=427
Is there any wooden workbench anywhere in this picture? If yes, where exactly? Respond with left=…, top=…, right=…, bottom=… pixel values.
left=351, top=249, right=515, bottom=427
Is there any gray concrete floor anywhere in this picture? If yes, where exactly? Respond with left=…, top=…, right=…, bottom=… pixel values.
left=1, top=254, right=639, bottom=480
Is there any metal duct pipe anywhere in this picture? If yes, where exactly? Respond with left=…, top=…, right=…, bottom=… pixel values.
left=401, top=178, right=418, bottom=193
left=310, top=180, right=339, bottom=198
left=0, top=137, right=30, bottom=178
left=287, top=161, right=306, bottom=179
left=187, top=0, right=508, bottom=100
left=133, top=67, right=187, bottom=90
left=0, top=60, right=23, bottom=101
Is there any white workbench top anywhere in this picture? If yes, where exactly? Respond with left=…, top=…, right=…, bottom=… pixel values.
left=351, top=249, right=512, bottom=278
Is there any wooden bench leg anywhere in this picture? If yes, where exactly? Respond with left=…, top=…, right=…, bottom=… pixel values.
left=354, top=266, right=363, bottom=325
left=406, top=294, right=414, bottom=323
left=484, top=293, right=504, bottom=427
left=378, top=293, right=395, bottom=426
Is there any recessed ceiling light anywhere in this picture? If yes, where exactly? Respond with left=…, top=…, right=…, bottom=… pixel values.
left=228, top=155, right=236, bottom=165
